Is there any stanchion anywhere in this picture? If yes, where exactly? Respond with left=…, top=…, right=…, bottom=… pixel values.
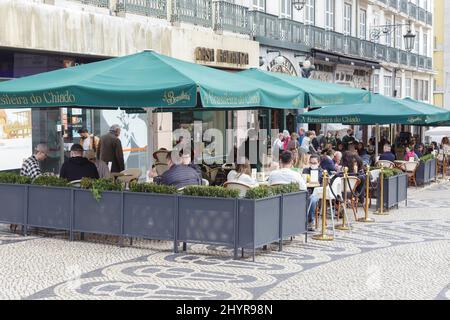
left=374, top=167, right=389, bottom=215
left=443, top=154, right=447, bottom=180
left=336, top=167, right=351, bottom=230
left=313, top=172, right=334, bottom=241
left=358, top=165, right=375, bottom=222
left=436, top=154, right=439, bottom=183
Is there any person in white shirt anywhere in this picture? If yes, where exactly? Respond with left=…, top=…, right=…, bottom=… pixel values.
left=272, top=132, right=284, bottom=160
left=269, top=151, right=319, bottom=231
left=227, top=160, right=259, bottom=187
left=268, top=150, right=307, bottom=190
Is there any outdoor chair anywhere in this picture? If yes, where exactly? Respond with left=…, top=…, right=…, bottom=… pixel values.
left=223, top=181, right=251, bottom=198
left=116, top=168, right=142, bottom=189
left=401, top=161, right=420, bottom=187
left=311, top=177, right=344, bottom=235
left=201, top=178, right=209, bottom=186
left=343, top=176, right=361, bottom=220
left=68, top=179, right=82, bottom=188
left=375, top=160, right=395, bottom=169
left=368, top=169, right=381, bottom=208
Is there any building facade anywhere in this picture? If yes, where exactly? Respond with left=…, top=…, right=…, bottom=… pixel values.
left=0, top=0, right=261, bottom=174
left=433, top=0, right=449, bottom=109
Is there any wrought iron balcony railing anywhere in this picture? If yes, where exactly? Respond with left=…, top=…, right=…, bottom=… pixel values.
left=171, top=0, right=212, bottom=28
left=418, top=7, right=427, bottom=23
left=69, top=0, right=109, bottom=7
left=249, top=10, right=281, bottom=40
left=388, top=0, right=398, bottom=10
left=117, top=0, right=166, bottom=18
left=214, top=1, right=249, bottom=34
left=408, top=2, right=418, bottom=19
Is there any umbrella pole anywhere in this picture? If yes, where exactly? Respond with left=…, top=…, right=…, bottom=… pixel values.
left=375, top=124, right=379, bottom=159
left=147, top=108, right=155, bottom=180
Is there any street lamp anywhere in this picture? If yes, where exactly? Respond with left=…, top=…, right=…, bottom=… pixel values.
left=292, top=0, right=306, bottom=11
left=370, top=20, right=416, bottom=52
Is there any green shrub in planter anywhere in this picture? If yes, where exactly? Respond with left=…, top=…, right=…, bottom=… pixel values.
left=245, top=186, right=272, bottom=199
left=32, top=175, right=69, bottom=187
left=270, top=183, right=300, bottom=195
left=182, top=185, right=240, bottom=198
left=80, top=178, right=124, bottom=201
left=382, top=168, right=403, bottom=178
left=0, top=172, right=31, bottom=184
left=419, top=153, right=434, bottom=162
left=129, top=182, right=177, bottom=194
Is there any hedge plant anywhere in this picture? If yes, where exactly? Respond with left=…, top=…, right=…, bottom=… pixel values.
left=80, top=178, right=123, bottom=202
left=381, top=168, right=404, bottom=178
left=0, top=172, right=31, bottom=185
left=270, top=183, right=300, bottom=195
left=129, top=182, right=177, bottom=195
left=419, top=153, right=434, bottom=162
left=32, top=175, right=69, bottom=187
left=245, top=183, right=300, bottom=199
left=182, top=186, right=240, bottom=198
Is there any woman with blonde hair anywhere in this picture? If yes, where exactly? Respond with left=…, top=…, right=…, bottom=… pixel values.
left=227, top=159, right=258, bottom=187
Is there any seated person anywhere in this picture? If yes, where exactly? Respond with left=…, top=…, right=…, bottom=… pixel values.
left=404, top=145, right=419, bottom=161
left=302, top=154, right=324, bottom=184
left=60, top=144, right=99, bottom=181
left=379, top=144, right=395, bottom=162
left=227, top=160, right=258, bottom=187
left=320, top=149, right=335, bottom=174
left=268, top=151, right=307, bottom=189
left=333, top=151, right=343, bottom=172
left=20, top=144, right=48, bottom=179
left=415, top=143, right=425, bottom=158
left=269, top=151, right=318, bottom=231
left=153, top=151, right=201, bottom=189
left=84, top=150, right=111, bottom=179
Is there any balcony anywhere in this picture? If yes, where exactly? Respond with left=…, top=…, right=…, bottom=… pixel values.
left=344, top=36, right=360, bottom=57
left=399, top=50, right=408, bottom=65
left=408, top=53, right=418, bottom=68
left=70, top=0, right=109, bottom=7
left=388, top=0, right=398, bottom=10
left=171, top=0, right=212, bottom=28
left=326, top=31, right=345, bottom=53
left=279, top=18, right=306, bottom=44
left=399, top=0, right=408, bottom=14
left=117, top=0, right=166, bottom=18
left=418, top=7, right=427, bottom=23
left=249, top=11, right=281, bottom=41
left=387, top=47, right=399, bottom=64
left=214, top=1, right=249, bottom=34
left=360, top=40, right=375, bottom=60
left=427, top=11, right=433, bottom=25
left=408, top=2, right=418, bottom=19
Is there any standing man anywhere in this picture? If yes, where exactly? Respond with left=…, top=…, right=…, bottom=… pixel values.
left=97, top=124, right=125, bottom=173
left=342, top=129, right=356, bottom=150
left=78, top=128, right=99, bottom=152
left=20, top=144, right=48, bottom=179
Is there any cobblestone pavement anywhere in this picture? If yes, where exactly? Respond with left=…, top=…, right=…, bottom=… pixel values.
left=0, top=181, right=449, bottom=300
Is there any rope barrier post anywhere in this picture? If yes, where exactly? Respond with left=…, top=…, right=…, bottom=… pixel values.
left=374, top=167, right=389, bottom=215
left=336, top=167, right=351, bottom=230
left=313, top=171, right=334, bottom=241
left=358, top=165, right=375, bottom=223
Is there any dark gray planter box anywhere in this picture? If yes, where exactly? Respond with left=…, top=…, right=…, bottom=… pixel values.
left=0, top=183, right=27, bottom=225
left=73, top=189, right=123, bottom=236
left=416, top=159, right=436, bottom=185
left=177, top=195, right=238, bottom=256
left=27, top=185, right=72, bottom=230
left=123, top=192, right=177, bottom=243
left=377, top=173, right=408, bottom=210
left=238, top=196, right=281, bottom=259
left=280, top=191, right=308, bottom=239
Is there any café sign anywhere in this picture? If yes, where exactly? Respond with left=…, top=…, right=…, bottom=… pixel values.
left=195, top=47, right=249, bottom=65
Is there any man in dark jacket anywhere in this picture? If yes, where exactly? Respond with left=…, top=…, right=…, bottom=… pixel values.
left=97, top=124, right=125, bottom=173
left=60, top=144, right=99, bottom=181
left=379, top=144, right=396, bottom=162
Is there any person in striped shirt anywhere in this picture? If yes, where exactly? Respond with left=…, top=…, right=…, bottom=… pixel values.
left=20, top=144, right=48, bottom=180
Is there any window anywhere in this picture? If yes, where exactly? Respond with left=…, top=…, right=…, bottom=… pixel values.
left=395, top=77, right=402, bottom=98
left=280, top=0, right=292, bottom=18
left=384, top=76, right=392, bottom=96
left=252, top=0, right=265, bottom=11
left=305, top=0, right=315, bottom=25
left=423, top=32, right=428, bottom=56
left=385, top=19, right=392, bottom=46
left=343, top=3, right=352, bottom=36
left=414, top=79, right=419, bottom=99
left=415, top=31, right=420, bottom=54
left=405, top=78, right=412, bottom=97
left=423, top=80, right=429, bottom=101
left=325, top=0, right=335, bottom=30
left=373, top=74, right=380, bottom=93
left=396, top=24, right=403, bottom=49
left=359, top=9, right=366, bottom=39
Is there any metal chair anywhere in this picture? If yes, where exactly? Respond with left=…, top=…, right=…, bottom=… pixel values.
left=201, top=178, right=210, bottom=186
left=68, top=179, right=82, bottom=188
left=223, top=181, right=252, bottom=198
left=368, top=169, right=381, bottom=208
left=375, top=160, right=395, bottom=169
left=116, top=168, right=142, bottom=189
left=345, top=176, right=361, bottom=220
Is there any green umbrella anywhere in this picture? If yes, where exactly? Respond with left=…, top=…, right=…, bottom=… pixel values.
left=0, top=51, right=304, bottom=110
left=238, top=68, right=371, bottom=107
left=298, top=94, right=450, bottom=125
